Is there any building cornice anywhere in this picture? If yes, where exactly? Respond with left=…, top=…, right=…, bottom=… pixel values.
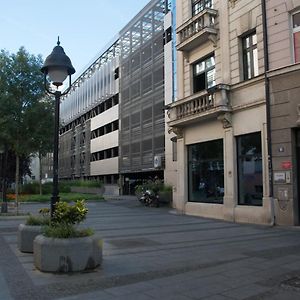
left=267, top=63, right=300, bottom=78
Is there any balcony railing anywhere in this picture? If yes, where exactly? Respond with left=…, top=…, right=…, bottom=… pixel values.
left=167, top=84, right=231, bottom=128
left=177, top=8, right=218, bottom=51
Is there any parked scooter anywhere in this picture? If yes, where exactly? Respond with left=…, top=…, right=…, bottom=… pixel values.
left=139, top=188, right=159, bottom=207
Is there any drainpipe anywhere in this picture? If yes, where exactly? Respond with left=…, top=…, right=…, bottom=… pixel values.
left=261, top=0, right=275, bottom=226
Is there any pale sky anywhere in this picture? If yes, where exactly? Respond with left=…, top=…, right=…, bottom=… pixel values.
left=0, top=0, right=150, bottom=77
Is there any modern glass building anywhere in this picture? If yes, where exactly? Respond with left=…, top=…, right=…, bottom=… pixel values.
left=58, top=0, right=172, bottom=195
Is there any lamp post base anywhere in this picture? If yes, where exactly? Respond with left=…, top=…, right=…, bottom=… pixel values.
left=51, top=196, right=60, bottom=216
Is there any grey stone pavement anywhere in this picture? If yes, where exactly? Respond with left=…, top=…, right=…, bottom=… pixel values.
left=2, top=198, right=300, bottom=299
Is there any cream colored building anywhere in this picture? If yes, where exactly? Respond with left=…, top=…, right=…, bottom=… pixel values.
left=266, top=0, right=300, bottom=225
left=167, top=0, right=274, bottom=224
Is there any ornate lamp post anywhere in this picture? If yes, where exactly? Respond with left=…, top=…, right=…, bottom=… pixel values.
left=41, top=38, right=75, bottom=216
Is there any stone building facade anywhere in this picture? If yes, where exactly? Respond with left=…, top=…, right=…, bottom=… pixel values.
left=267, top=0, right=300, bottom=225
left=167, top=0, right=273, bottom=224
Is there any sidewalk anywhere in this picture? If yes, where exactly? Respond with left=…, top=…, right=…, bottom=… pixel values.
left=1, top=199, right=300, bottom=299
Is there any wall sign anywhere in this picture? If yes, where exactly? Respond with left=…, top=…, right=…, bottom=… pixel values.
left=274, top=172, right=286, bottom=183
left=281, top=161, right=292, bottom=169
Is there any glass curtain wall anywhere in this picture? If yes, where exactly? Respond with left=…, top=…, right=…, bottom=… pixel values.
left=119, top=0, right=165, bottom=173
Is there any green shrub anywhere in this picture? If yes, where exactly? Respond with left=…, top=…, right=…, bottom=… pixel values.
left=41, top=182, right=52, bottom=194
left=52, top=200, right=88, bottom=225
left=43, top=224, right=94, bottom=238
left=21, top=182, right=40, bottom=194
left=26, top=215, right=50, bottom=226
left=65, top=179, right=103, bottom=188
left=135, top=180, right=172, bottom=194
left=159, top=184, right=172, bottom=193
left=41, top=182, right=71, bottom=194
left=26, top=208, right=50, bottom=226
left=42, top=200, right=92, bottom=238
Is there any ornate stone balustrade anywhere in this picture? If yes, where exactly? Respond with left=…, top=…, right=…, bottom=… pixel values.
left=177, top=8, right=218, bottom=51
left=167, top=84, right=231, bottom=128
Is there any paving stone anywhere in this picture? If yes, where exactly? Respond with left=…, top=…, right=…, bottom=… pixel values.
left=1, top=201, right=300, bottom=299
left=221, top=284, right=272, bottom=299
left=105, top=281, right=155, bottom=296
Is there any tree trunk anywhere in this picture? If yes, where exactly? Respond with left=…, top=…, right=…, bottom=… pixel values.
left=15, top=154, right=19, bottom=214
left=39, top=153, right=42, bottom=195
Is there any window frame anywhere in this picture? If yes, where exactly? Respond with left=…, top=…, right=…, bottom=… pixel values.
left=192, top=54, right=215, bottom=93
left=242, top=31, right=258, bottom=80
left=292, top=11, right=300, bottom=63
left=187, top=139, right=224, bottom=204
left=191, top=0, right=213, bottom=16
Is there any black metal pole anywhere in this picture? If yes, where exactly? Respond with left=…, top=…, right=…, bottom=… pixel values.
left=51, top=91, right=61, bottom=217
left=1, top=146, right=8, bottom=213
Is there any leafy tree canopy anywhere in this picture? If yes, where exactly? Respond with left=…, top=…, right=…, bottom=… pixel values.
left=0, top=47, right=54, bottom=185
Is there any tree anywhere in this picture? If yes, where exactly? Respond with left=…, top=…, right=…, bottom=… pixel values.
left=0, top=47, right=50, bottom=204
left=30, top=98, right=54, bottom=194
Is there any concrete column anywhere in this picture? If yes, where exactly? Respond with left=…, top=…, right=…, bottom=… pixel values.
left=262, top=122, right=274, bottom=225
left=174, top=136, right=187, bottom=213
left=223, top=127, right=236, bottom=221
left=218, top=0, right=231, bottom=84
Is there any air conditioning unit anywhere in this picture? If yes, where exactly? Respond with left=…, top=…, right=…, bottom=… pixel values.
left=154, top=155, right=162, bottom=168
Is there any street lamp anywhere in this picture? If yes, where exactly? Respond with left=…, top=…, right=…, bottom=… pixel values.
left=41, top=38, right=75, bottom=216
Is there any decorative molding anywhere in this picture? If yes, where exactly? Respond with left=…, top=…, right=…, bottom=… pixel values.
left=183, top=52, right=189, bottom=63
left=297, top=104, right=300, bottom=126
left=168, top=127, right=184, bottom=139
left=228, top=0, right=238, bottom=8
left=217, top=112, right=232, bottom=129
left=208, top=34, right=217, bottom=47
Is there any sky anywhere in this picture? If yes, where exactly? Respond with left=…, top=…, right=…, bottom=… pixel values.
left=0, top=0, right=150, bottom=78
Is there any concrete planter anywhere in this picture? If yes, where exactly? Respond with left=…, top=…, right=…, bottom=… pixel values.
left=33, top=234, right=102, bottom=273
left=18, top=224, right=42, bottom=253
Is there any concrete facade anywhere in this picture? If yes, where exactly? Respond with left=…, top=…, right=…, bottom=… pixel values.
left=267, top=0, right=300, bottom=225
left=167, top=0, right=273, bottom=224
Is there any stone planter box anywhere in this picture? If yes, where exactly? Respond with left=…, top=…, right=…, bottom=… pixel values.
left=33, top=234, right=102, bottom=273
left=18, top=224, right=42, bottom=253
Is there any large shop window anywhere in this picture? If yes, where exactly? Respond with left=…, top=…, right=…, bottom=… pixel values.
left=193, top=55, right=215, bottom=93
left=192, top=0, right=213, bottom=16
left=188, top=139, right=224, bottom=204
left=293, top=12, right=300, bottom=62
left=242, top=31, right=258, bottom=80
left=237, top=132, right=263, bottom=206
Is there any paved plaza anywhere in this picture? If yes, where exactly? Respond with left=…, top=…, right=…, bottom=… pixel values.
left=1, top=198, right=300, bottom=299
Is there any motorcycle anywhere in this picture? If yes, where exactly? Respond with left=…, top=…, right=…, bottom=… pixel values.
left=139, top=189, right=160, bottom=207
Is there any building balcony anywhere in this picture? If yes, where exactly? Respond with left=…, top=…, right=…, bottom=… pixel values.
left=177, top=8, right=218, bottom=52
left=167, top=84, right=231, bottom=128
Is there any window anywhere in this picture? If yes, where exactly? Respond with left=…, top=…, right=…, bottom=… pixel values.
left=164, top=27, right=172, bottom=44
left=193, top=55, right=215, bottom=93
left=292, top=12, right=300, bottom=62
left=188, top=139, right=224, bottom=204
left=242, top=32, right=258, bottom=80
left=171, top=137, right=177, bottom=161
left=114, top=67, right=119, bottom=80
left=192, top=0, right=213, bottom=16
left=237, top=132, right=263, bottom=206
